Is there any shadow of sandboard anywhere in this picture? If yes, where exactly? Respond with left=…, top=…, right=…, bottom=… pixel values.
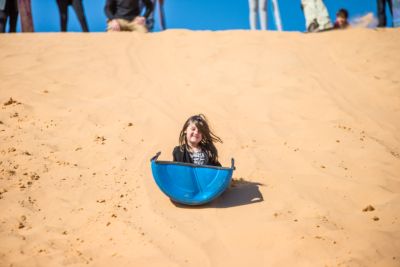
left=172, top=178, right=264, bottom=209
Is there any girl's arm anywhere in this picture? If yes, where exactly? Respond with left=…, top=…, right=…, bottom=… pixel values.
left=172, top=146, right=181, bottom=162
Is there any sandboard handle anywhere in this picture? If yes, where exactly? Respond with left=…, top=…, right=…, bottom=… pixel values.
left=151, top=151, right=161, bottom=162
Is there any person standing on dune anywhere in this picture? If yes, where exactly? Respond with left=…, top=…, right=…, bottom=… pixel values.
left=0, top=0, right=18, bottom=33
left=105, top=0, right=154, bottom=32
left=56, top=0, right=89, bottom=32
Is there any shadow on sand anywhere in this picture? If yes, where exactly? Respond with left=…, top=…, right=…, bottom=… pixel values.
left=172, top=178, right=264, bottom=209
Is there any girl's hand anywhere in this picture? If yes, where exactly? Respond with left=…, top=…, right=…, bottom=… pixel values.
left=110, top=19, right=121, bottom=31
left=134, top=16, right=146, bottom=26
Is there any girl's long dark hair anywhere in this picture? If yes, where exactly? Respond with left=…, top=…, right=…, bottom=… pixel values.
left=179, top=114, right=222, bottom=164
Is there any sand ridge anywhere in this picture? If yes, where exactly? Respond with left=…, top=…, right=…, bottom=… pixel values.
left=0, top=29, right=400, bottom=266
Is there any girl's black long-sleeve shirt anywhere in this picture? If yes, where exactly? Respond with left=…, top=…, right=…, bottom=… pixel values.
left=172, top=146, right=222, bottom=167
left=104, top=0, right=153, bottom=21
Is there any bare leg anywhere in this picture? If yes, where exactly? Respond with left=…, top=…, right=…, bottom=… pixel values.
left=249, top=0, right=257, bottom=30
left=259, top=0, right=267, bottom=30
left=272, top=0, right=283, bottom=31
left=56, top=0, right=68, bottom=32
left=71, top=0, right=89, bottom=32
left=17, top=0, right=34, bottom=32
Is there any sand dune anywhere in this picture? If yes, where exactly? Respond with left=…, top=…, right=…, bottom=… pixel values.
left=1, top=28, right=399, bottom=266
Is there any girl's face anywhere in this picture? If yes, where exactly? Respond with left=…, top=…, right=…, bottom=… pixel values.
left=186, top=122, right=202, bottom=147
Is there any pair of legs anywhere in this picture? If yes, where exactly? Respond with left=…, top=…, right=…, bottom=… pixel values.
left=301, top=0, right=332, bottom=31
left=248, top=0, right=267, bottom=30
left=56, top=0, right=89, bottom=32
left=107, top=18, right=147, bottom=33
left=0, top=0, right=18, bottom=33
left=377, top=0, right=393, bottom=27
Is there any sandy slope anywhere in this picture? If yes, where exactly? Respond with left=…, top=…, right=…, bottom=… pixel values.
left=0, top=28, right=399, bottom=266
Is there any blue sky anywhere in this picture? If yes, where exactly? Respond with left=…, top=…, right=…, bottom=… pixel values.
left=13, top=0, right=393, bottom=32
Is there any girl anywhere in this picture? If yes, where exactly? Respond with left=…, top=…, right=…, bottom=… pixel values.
left=173, top=114, right=222, bottom=167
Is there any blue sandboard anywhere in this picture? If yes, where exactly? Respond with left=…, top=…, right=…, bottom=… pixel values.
left=150, top=152, right=235, bottom=205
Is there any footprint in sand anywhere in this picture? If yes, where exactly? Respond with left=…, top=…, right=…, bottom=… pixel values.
left=390, top=151, right=400, bottom=159
left=18, top=215, right=27, bottom=229
left=0, top=188, right=7, bottom=199
left=3, top=97, right=21, bottom=106
left=10, top=112, right=19, bottom=118
left=362, top=205, right=379, bottom=221
left=7, top=170, right=16, bottom=176
left=337, top=125, right=352, bottom=132
left=95, top=136, right=106, bottom=144
left=362, top=205, right=375, bottom=212
left=30, top=173, right=40, bottom=181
